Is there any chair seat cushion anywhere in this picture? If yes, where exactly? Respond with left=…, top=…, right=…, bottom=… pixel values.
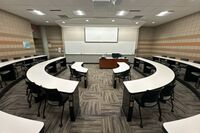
left=0, top=70, right=10, bottom=75
left=135, top=98, right=157, bottom=107
left=162, top=96, right=171, bottom=101
left=191, top=72, right=200, bottom=77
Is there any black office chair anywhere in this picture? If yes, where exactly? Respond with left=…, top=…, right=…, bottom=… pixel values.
left=161, top=55, right=167, bottom=57
left=193, top=61, right=200, bottom=64
left=160, top=59, right=170, bottom=67
left=178, top=58, right=189, bottom=70
left=42, top=88, right=69, bottom=127
left=1, top=59, right=9, bottom=62
left=0, top=59, right=11, bottom=86
left=117, top=68, right=131, bottom=81
left=145, top=65, right=156, bottom=75
left=23, top=59, right=34, bottom=74
left=134, top=89, right=162, bottom=128
left=45, top=65, right=54, bottom=73
left=26, top=81, right=45, bottom=117
left=160, top=83, right=176, bottom=112
left=169, top=57, right=175, bottom=59
left=69, top=65, right=83, bottom=81
left=25, top=56, right=31, bottom=58
left=0, top=77, right=3, bottom=88
left=191, top=61, right=200, bottom=89
left=26, top=81, right=44, bottom=108
left=13, top=57, right=23, bottom=77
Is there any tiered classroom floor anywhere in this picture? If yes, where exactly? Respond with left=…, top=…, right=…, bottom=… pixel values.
left=0, top=64, right=200, bottom=133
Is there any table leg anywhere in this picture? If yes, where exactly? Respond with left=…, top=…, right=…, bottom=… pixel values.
left=84, top=75, right=87, bottom=88
left=113, top=73, right=116, bottom=88
left=69, top=87, right=79, bottom=121
left=122, top=87, right=134, bottom=122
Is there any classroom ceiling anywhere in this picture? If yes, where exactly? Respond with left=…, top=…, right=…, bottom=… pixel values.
left=0, top=0, right=199, bottom=26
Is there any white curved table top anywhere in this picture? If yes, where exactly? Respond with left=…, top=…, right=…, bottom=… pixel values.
left=0, top=111, right=44, bottom=133
left=124, top=57, right=175, bottom=94
left=27, top=57, right=79, bottom=93
left=0, top=55, right=47, bottom=68
left=71, top=62, right=88, bottom=73
left=113, top=62, right=130, bottom=74
left=163, top=114, right=200, bottom=133
left=154, top=56, right=200, bottom=69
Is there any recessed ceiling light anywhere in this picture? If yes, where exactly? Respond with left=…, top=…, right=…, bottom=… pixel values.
left=152, top=21, right=155, bottom=24
left=116, top=10, right=128, bottom=16
left=73, top=10, right=85, bottom=16
left=45, top=21, right=49, bottom=23
left=62, top=21, right=66, bottom=24
left=27, top=9, right=45, bottom=16
left=156, top=10, right=174, bottom=17
left=135, top=22, right=139, bottom=24
left=86, top=19, right=89, bottom=22
left=112, top=19, right=115, bottom=22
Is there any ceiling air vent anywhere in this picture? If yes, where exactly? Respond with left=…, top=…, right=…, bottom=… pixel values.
left=58, top=15, right=70, bottom=19
left=92, top=0, right=110, bottom=2
left=50, top=9, right=61, bottom=12
left=132, top=16, right=143, bottom=19
left=129, top=10, right=141, bottom=13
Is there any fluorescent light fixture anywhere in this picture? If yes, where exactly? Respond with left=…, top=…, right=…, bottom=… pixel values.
left=116, top=10, right=128, bottom=16
left=73, top=10, right=85, bottom=16
left=156, top=11, right=174, bottom=17
left=86, top=19, right=89, bottom=22
left=45, top=21, right=49, bottom=23
left=62, top=21, right=66, bottom=24
left=28, top=9, right=45, bottom=16
left=135, top=22, right=139, bottom=24
left=112, top=19, right=115, bottom=22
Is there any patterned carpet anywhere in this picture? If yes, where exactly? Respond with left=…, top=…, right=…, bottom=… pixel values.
left=0, top=64, right=200, bottom=133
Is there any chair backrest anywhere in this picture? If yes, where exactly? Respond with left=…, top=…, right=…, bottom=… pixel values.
left=180, top=58, right=189, bottom=61
left=193, top=61, right=200, bottom=64
left=13, top=57, right=21, bottom=60
left=25, top=56, right=31, bottom=58
left=1, top=59, right=8, bottom=62
left=121, top=68, right=131, bottom=77
left=68, top=65, right=74, bottom=75
left=141, top=89, right=161, bottom=107
left=160, top=83, right=176, bottom=99
left=169, top=57, right=175, bottom=59
left=27, top=81, right=41, bottom=94
left=44, top=88, right=62, bottom=103
left=162, top=55, right=167, bottom=57
left=25, top=59, right=33, bottom=64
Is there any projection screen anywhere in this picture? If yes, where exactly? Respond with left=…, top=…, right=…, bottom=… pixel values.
left=85, top=27, right=118, bottom=43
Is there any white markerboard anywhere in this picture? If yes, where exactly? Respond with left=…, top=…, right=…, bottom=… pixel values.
left=64, top=41, right=135, bottom=54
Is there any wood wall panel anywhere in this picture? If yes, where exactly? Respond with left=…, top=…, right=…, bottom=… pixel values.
left=138, top=11, right=200, bottom=61
left=0, top=10, right=35, bottom=60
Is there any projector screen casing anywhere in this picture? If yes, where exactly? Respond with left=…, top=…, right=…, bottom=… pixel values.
left=85, top=27, right=118, bottom=43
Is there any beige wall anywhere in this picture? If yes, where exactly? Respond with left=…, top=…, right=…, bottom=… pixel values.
left=32, top=25, right=44, bottom=55
left=0, top=9, right=35, bottom=60
left=32, top=25, right=63, bottom=58
left=138, top=11, right=200, bottom=61
left=46, top=26, right=63, bottom=58
left=137, top=27, right=154, bottom=57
